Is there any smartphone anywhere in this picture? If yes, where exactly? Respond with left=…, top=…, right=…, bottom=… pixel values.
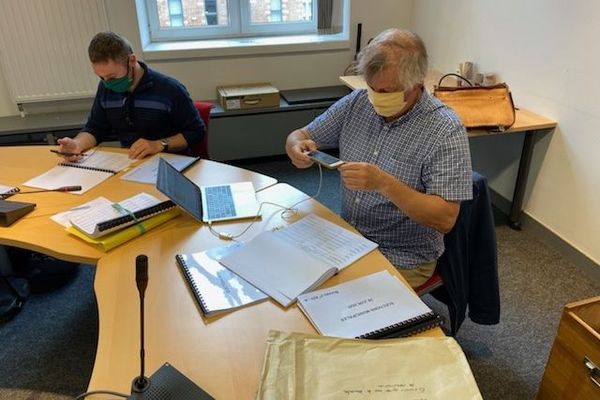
left=307, top=150, right=344, bottom=169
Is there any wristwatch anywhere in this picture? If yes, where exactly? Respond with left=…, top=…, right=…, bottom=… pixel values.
left=160, top=138, right=169, bottom=153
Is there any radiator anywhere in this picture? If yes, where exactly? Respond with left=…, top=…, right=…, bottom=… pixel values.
left=0, top=0, right=109, bottom=103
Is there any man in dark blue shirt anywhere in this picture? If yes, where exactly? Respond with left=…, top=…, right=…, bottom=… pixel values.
left=57, top=31, right=204, bottom=160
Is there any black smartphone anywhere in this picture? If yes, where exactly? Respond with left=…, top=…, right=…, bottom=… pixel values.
left=307, top=150, right=344, bottom=169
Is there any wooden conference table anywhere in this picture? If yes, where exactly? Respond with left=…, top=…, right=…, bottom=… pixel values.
left=340, top=75, right=558, bottom=230
left=0, top=146, right=442, bottom=399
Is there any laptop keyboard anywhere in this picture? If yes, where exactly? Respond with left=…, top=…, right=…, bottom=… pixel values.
left=205, top=185, right=236, bottom=220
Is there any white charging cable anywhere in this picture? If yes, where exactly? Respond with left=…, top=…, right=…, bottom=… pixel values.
left=207, top=162, right=324, bottom=241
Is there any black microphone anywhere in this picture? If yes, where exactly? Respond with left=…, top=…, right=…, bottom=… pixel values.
left=127, top=254, right=215, bottom=400
left=131, top=255, right=150, bottom=395
left=16, top=185, right=82, bottom=194
left=354, top=22, right=362, bottom=60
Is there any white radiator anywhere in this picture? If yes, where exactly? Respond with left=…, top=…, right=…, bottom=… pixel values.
left=0, top=0, right=109, bottom=103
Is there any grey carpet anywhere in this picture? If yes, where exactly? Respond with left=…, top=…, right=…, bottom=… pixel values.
left=1, top=156, right=598, bottom=399
left=0, top=265, right=97, bottom=399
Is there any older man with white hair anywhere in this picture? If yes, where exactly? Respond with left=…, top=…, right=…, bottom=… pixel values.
left=285, top=29, right=472, bottom=287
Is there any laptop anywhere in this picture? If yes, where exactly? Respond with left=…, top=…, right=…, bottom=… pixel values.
left=156, top=158, right=260, bottom=223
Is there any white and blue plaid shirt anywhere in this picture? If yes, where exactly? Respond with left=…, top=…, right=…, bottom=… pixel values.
left=306, top=89, right=473, bottom=268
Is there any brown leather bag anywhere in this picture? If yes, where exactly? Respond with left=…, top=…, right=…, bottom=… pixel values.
left=433, top=74, right=516, bottom=131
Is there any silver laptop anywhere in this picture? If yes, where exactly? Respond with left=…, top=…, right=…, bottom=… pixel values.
left=156, top=158, right=260, bottom=222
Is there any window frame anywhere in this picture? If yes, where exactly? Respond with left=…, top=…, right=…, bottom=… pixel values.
left=145, top=0, right=319, bottom=42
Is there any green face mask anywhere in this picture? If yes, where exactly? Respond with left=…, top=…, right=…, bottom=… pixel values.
left=102, top=67, right=133, bottom=93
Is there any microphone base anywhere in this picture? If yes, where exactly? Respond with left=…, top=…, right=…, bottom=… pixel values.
left=130, top=376, right=150, bottom=394
left=128, top=362, right=214, bottom=400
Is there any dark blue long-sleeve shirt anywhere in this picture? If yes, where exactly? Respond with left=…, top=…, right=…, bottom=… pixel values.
left=83, top=62, right=204, bottom=150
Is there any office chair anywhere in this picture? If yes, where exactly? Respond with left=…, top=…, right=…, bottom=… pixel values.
left=415, top=269, right=443, bottom=296
left=417, top=171, right=500, bottom=336
left=192, top=101, right=213, bottom=159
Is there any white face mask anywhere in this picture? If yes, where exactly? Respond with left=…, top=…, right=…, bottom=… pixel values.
left=367, top=87, right=407, bottom=117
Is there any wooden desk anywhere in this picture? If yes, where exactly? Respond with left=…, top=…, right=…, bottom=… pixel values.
left=88, top=183, right=443, bottom=399
left=0, top=145, right=442, bottom=399
left=339, top=75, right=557, bottom=229
left=0, top=146, right=277, bottom=264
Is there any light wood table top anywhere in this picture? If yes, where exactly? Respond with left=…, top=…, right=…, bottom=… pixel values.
left=0, top=146, right=276, bottom=264
left=88, top=183, right=443, bottom=399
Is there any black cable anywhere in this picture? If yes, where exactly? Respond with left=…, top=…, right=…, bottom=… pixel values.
left=74, top=389, right=129, bottom=399
left=437, top=73, right=473, bottom=87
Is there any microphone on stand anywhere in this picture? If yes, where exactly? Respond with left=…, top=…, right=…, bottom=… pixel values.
left=131, top=254, right=150, bottom=395
left=128, top=255, right=215, bottom=400
left=16, top=185, right=82, bottom=194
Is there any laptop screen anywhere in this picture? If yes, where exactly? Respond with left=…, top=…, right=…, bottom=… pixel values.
left=156, top=157, right=203, bottom=221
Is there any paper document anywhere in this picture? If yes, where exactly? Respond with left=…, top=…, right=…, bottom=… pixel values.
left=257, top=330, right=482, bottom=400
left=23, top=150, right=132, bottom=194
left=0, top=184, right=20, bottom=199
left=59, top=150, right=132, bottom=172
left=69, top=192, right=164, bottom=237
left=120, top=153, right=200, bottom=184
left=297, top=270, right=439, bottom=339
left=51, top=197, right=112, bottom=227
left=219, top=214, right=378, bottom=307
left=175, top=243, right=268, bottom=317
left=275, top=214, right=377, bottom=269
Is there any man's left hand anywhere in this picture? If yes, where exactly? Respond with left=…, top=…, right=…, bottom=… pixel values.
left=128, top=138, right=163, bottom=159
left=339, top=162, right=390, bottom=191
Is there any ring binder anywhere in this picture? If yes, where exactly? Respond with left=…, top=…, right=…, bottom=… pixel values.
left=175, top=245, right=267, bottom=317
left=58, top=161, right=118, bottom=174
left=69, top=193, right=176, bottom=238
left=98, top=200, right=175, bottom=232
left=359, top=312, right=444, bottom=339
left=297, top=270, right=443, bottom=339
left=0, top=185, right=20, bottom=200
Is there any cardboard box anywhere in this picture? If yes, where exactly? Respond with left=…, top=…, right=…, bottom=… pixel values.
left=217, top=83, right=280, bottom=111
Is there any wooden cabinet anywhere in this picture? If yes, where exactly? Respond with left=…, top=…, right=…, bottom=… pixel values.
left=537, top=296, right=600, bottom=399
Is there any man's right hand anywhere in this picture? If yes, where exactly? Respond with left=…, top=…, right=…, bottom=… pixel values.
left=56, top=137, right=85, bottom=162
left=285, top=129, right=317, bottom=169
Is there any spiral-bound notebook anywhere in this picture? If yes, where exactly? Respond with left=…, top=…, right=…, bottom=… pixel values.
left=23, top=150, right=132, bottom=194
left=69, top=192, right=176, bottom=238
left=175, top=243, right=268, bottom=317
left=0, top=184, right=20, bottom=200
left=297, top=270, right=443, bottom=339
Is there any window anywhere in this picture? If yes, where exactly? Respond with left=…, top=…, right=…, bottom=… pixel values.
left=145, top=0, right=320, bottom=41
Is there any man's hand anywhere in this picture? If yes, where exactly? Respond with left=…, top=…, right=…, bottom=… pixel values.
left=339, top=162, right=390, bottom=191
left=285, top=129, right=317, bottom=169
left=56, top=137, right=86, bottom=162
left=128, top=138, right=163, bottom=159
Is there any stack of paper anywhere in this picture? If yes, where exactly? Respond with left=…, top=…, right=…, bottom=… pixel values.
left=53, top=194, right=180, bottom=251
left=219, top=214, right=378, bottom=307
left=297, top=270, right=443, bottom=339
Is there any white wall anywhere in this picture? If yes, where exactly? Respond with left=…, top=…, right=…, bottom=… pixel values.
left=413, top=0, right=600, bottom=266
left=0, top=0, right=413, bottom=116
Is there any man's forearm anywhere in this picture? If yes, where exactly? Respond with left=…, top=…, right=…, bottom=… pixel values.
left=162, top=133, right=188, bottom=153
left=378, top=174, right=459, bottom=233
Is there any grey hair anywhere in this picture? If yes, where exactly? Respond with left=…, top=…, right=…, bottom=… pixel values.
left=356, top=29, right=428, bottom=89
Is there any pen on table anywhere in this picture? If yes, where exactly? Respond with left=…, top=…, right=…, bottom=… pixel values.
left=50, top=149, right=87, bottom=157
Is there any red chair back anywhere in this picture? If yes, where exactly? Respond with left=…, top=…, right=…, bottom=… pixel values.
left=415, top=269, right=443, bottom=296
left=192, top=101, right=213, bottom=159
